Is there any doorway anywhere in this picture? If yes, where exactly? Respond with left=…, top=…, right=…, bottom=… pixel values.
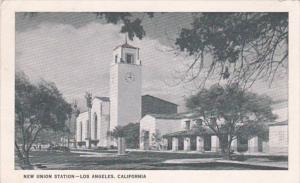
left=204, top=136, right=211, bottom=151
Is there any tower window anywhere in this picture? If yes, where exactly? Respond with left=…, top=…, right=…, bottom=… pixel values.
left=115, top=55, right=118, bottom=63
left=126, top=54, right=134, bottom=64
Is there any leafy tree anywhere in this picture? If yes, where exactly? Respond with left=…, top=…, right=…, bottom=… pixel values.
left=110, top=126, right=126, bottom=138
left=96, top=13, right=287, bottom=88
left=21, top=12, right=287, bottom=89
left=110, top=123, right=140, bottom=149
left=94, top=13, right=154, bottom=40
left=176, top=13, right=288, bottom=88
left=151, top=129, right=163, bottom=150
left=122, top=123, right=140, bottom=149
left=15, top=72, right=72, bottom=166
left=110, top=125, right=127, bottom=154
left=186, top=83, right=276, bottom=159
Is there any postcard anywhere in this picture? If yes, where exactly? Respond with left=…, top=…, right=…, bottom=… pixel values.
left=1, top=1, right=299, bottom=183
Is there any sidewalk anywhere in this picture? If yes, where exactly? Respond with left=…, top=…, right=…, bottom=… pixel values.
left=163, top=158, right=288, bottom=169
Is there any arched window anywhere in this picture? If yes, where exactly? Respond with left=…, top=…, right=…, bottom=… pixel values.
left=94, top=113, right=98, bottom=139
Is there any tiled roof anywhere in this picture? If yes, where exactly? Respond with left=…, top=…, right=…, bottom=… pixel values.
left=94, top=96, right=110, bottom=102
left=142, top=95, right=178, bottom=106
left=146, top=112, right=201, bottom=120
left=93, top=95, right=176, bottom=103
left=113, top=43, right=138, bottom=50
left=269, top=120, right=288, bottom=126
left=162, top=128, right=214, bottom=138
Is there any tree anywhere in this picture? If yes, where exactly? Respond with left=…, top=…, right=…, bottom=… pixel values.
left=21, top=12, right=287, bottom=89
left=175, top=13, right=288, bottom=88
left=15, top=72, right=72, bottom=166
left=70, top=101, right=80, bottom=147
left=121, top=123, right=140, bottom=149
left=96, top=13, right=288, bottom=89
left=110, top=125, right=127, bottom=155
left=186, top=83, right=276, bottom=159
left=151, top=129, right=163, bottom=150
left=84, top=91, right=92, bottom=148
left=110, top=126, right=126, bottom=139
left=94, top=13, right=154, bottom=40
left=110, top=123, right=140, bottom=149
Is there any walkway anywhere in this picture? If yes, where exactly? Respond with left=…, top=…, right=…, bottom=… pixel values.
left=71, top=150, right=118, bottom=157
left=163, top=158, right=288, bottom=169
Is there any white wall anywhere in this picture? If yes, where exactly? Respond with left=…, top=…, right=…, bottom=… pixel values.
left=100, top=101, right=110, bottom=146
left=109, top=64, right=119, bottom=131
left=113, top=47, right=140, bottom=65
left=269, top=125, right=288, bottom=154
left=140, top=115, right=182, bottom=148
left=76, top=112, right=88, bottom=142
left=110, top=63, right=142, bottom=130
left=110, top=45, right=142, bottom=132
left=91, top=99, right=100, bottom=141
left=140, top=115, right=156, bottom=136
left=139, top=115, right=156, bottom=149
left=156, top=118, right=182, bottom=136
left=90, top=98, right=110, bottom=147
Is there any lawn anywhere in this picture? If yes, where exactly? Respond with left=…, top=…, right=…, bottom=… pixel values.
left=16, top=150, right=287, bottom=170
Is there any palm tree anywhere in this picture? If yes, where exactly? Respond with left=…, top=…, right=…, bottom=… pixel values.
left=85, top=92, right=92, bottom=148
left=110, top=126, right=127, bottom=155
left=70, top=100, right=80, bottom=148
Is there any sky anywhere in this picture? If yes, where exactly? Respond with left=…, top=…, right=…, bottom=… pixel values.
left=15, top=12, right=288, bottom=112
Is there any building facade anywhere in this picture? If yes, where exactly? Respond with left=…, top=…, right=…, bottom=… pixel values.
left=268, top=121, right=288, bottom=154
left=75, top=41, right=287, bottom=155
left=110, top=42, right=142, bottom=131
left=75, top=42, right=177, bottom=148
left=139, top=112, right=288, bottom=155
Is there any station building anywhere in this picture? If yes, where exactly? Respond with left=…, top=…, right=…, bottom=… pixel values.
left=75, top=41, right=288, bottom=155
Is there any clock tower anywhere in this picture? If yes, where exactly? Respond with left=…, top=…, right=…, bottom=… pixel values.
left=109, top=41, right=142, bottom=131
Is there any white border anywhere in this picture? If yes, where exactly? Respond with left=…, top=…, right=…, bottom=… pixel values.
left=1, top=1, right=299, bottom=183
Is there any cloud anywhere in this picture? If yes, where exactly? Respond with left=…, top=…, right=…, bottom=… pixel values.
left=16, top=20, right=288, bottom=113
left=16, top=22, right=191, bottom=110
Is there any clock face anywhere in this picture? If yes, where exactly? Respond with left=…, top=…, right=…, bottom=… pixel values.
left=125, top=72, right=135, bottom=82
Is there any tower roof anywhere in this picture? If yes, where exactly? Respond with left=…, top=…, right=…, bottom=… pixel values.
left=113, top=42, right=139, bottom=50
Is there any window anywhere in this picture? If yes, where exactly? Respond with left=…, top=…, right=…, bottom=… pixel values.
left=126, top=54, right=134, bottom=64
left=195, top=119, right=203, bottom=126
left=115, top=55, right=118, bottom=63
left=185, top=120, right=191, bottom=130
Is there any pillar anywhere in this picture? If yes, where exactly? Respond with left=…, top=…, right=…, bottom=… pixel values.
left=196, top=136, right=205, bottom=152
left=85, top=139, right=91, bottom=149
left=211, top=135, right=220, bottom=152
left=172, top=137, right=178, bottom=151
left=162, top=138, right=168, bottom=150
left=248, top=136, right=259, bottom=153
left=231, top=138, right=238, bottom=152
left=118, top=137, right=126, bottom=155
left=184, top=137, right=191, bottom=151
left=262, top=141, right=269, bottom=153
left=140, top=131, right=149, bottom=150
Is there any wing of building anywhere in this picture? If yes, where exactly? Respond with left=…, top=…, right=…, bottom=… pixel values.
left=74, top=41, right=288, bottom=156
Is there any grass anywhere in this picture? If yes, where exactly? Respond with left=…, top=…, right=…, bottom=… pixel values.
left=16, top=150, right=286, bottom=170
